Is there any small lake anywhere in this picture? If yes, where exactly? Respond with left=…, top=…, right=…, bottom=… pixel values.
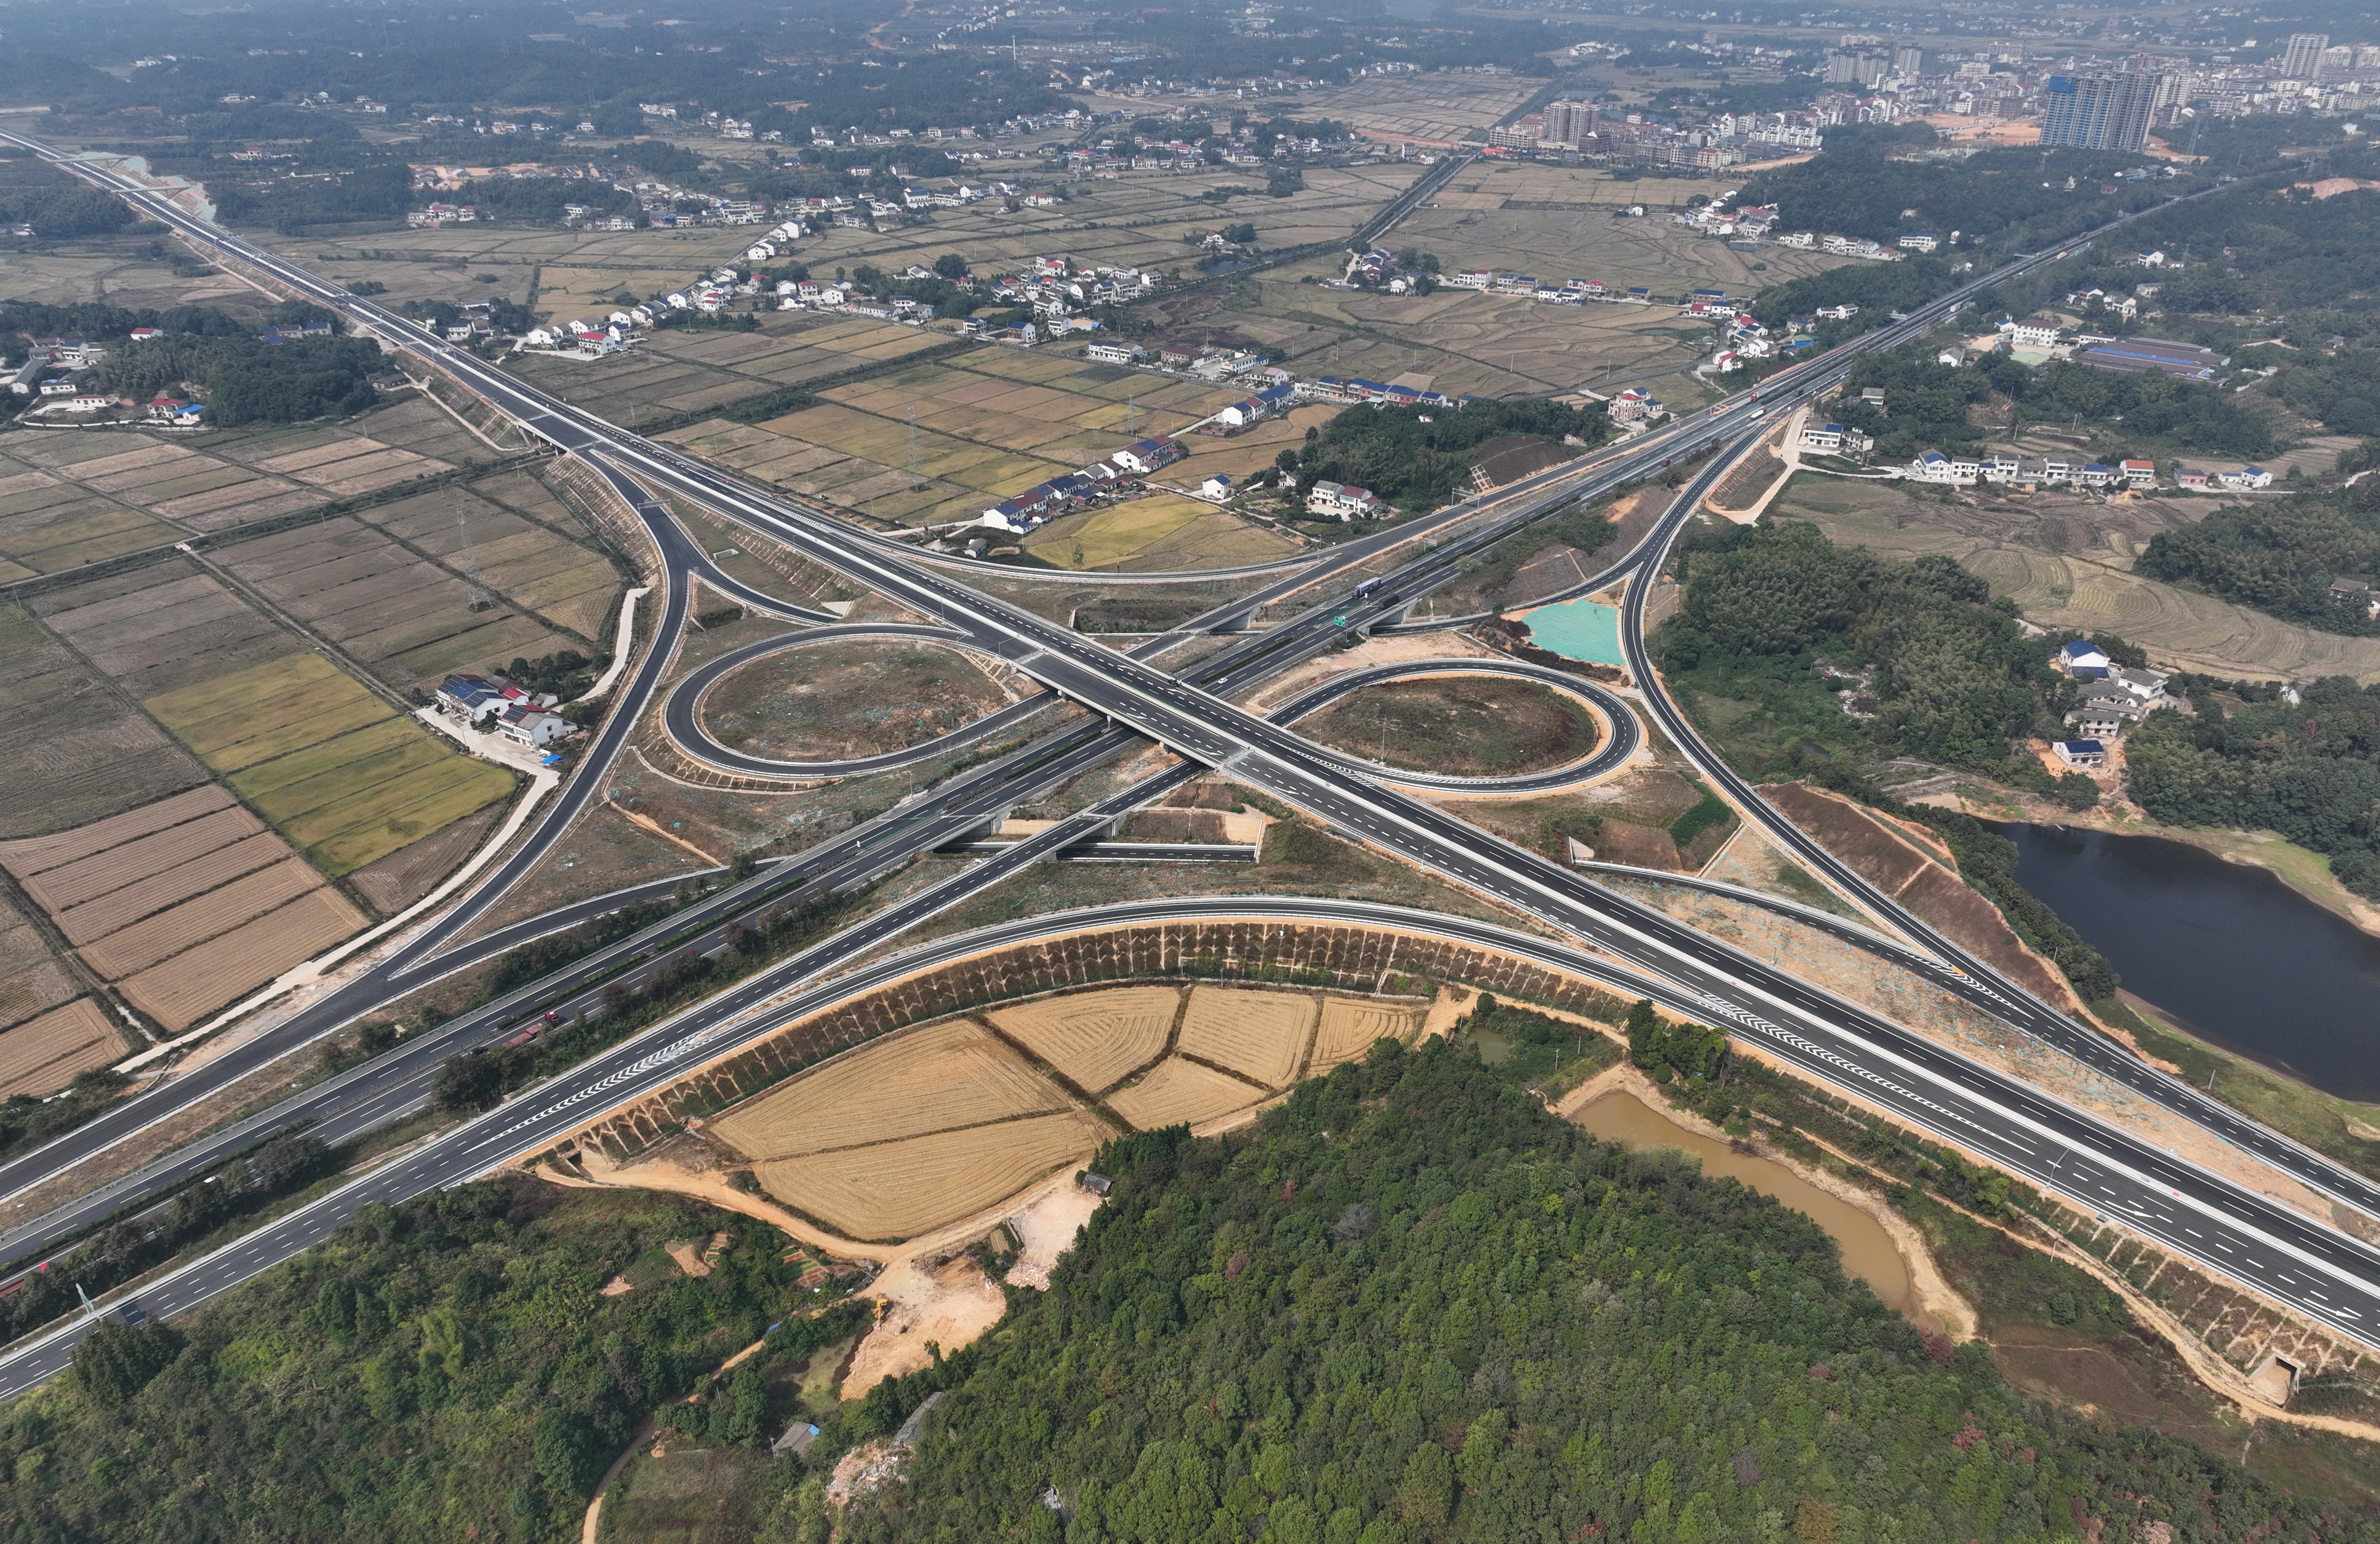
left=1521, top=598, right=1625, bottom=666
left=1571, top=1091, right=1924, bottom=1324
left=1998, top=823, right=2380, bottom=1102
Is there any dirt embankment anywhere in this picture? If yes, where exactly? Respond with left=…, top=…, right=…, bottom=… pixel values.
left=1758, top=782, right=2083, bottom=1013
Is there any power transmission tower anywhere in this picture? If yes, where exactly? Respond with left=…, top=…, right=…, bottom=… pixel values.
left=906, top=406, right=927, bottom=490
left=454, top=505, right=492, bottom=611
left=1125, top=393, right=1138, bottom=439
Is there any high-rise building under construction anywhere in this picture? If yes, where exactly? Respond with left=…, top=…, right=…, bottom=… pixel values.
left=2040, top=71, right=2162, bottom=152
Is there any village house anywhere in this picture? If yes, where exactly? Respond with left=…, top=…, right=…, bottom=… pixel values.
left=1306, top=480, right=1387, bottom=520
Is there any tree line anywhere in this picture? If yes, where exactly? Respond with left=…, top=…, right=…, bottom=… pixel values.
left=1284, top=398, right=1610, bottom=514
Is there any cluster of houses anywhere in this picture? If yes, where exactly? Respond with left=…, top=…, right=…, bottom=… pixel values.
left=975, top=435, right=1187, bottom=535
left=1289, top=376, right=1465, bottom=412
left=1901, top=449, right=2160, bottom=489
left=2052, top=638, right=2177, bottom=766
left=432, top=672, right=578, bottom=751
left=1891, top=447, right=2277, bottom=493
left=1446, top=269, right=1658, bottom=306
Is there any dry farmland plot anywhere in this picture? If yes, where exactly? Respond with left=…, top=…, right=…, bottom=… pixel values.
left=77, top=858, right=322, bottom=978
left=711, top=1018, right=1069, bottom=1162
left=117, top=887, right=367, bottom=1031
left=215, top=513, right=596, bottom=690
left=0, top=784, right=234, bottom=875
left=0, top=900, right=78, bottom=1034
left=0, top=1000, right=122, bottom=1101
left=6, top=433, right=311, bottom=537
left=15, top=806, right=266, bottom=913
left=52, top=831, right=286, bottom=945
left=1106, top=1055, right=1269, bottom=1131
left=369, top=483, right=620, bottom=646
left=34, top=563, right=296, bottom=702
left=754, top=1110, right=1112, bottom=1242
left=0, top=609, right=209, bottom=839
left=987, top=985, right=1180, bottom=1093
left=1267, top=75, right=1536, bottom=143
left=1312, top=997, right=1425, bottom=1069
left=1175, top=985, right=1316, bottom=1088
left=0, top=785, right=369, bottom=1031
left=1022, top=495, right=1299, bottom=572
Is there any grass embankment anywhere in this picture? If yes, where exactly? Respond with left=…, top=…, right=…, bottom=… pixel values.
left=1298, top=676, right=1600, bottom=776
left=2092, top=993, right=2380, bottom=1190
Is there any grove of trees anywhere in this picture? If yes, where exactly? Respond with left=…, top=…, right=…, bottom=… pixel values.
left=819, top=1039, right=2358, bottom=1543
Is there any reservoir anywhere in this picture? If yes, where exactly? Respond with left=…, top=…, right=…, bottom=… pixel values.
left=1999, top=823, right=2380, bottom=1102
left=1521, top=598, right=1625, bottom=666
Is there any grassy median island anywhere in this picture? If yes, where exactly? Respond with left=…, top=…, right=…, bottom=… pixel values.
left=1297, top=676, right=1600, bottom=777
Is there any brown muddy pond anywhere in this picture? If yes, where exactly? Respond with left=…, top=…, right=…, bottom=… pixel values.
left=1572, top=1091, right=1919, bottom=1321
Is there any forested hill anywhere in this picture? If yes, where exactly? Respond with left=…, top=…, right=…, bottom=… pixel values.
left=829, top=1042, right=2362, bottom=1544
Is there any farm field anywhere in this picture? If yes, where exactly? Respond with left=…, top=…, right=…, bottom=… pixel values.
left=0, top=785, right=369, bottom=1033
left=143, top=652, right=517, bottom=874
left=987, top=985, right=1179, bottom=1093
left=754, top=1110, right=1112, bottom=1242
left=1248, top=74, right=1537, bottom=145
left=1775, top=475, right=2380, bottom=683
left=508, top=311, right=957, bottom=432
left=709, top=1018, right=1068, bottom=1161
left=0, top=606, right=209, bottom=840
left=1, top=396, right=486, bottom=544
left=0, top=891, right=80, bottom=1035
left=656, top=342, right=1258, bottom=540
left=702, top=982, right=1434, bottom=1238
left=1174, top=985, right=1316, bottom=1088
left=759, top=161, right=1426, bottom=295
left=212, top=467, right=619, bottom=690
left=699, top=636, right=1020, bottom=761
left=1019, top=493, right=1299, bottom=572
left=1106, top=1055, right=1270, bottom=1131
left=0, top=999, right=123, bottom=1101
left=1311, top=996, right=1427, bottom=1069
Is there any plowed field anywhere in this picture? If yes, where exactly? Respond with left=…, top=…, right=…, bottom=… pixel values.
left=1311, top=998, right=1425, bottom=1069
left=754, top=1110, right=1110, bottom=1241
left=1175, top=986, right=1316, bottom=1088
left=1107, top=1056, right=1269, bottom=1131
left=116, top=887, right=367, bottom=1031
left=987, top=985, right=1179, bottom=1092
left=711, top=1018, right=1068, bottom=1162
left=0, top=999, right=122, bottom=1100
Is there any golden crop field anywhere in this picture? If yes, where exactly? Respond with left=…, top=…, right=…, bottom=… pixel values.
left=79, top=859, right=323, bottom=978
left=711, top=1017, right=1069, bottom=1162
left=0, top=999, right=122, bottom=1101
left=0, top=784, right=232, bottom=876
left=1311, top=998, right=1426, bottom=1071
left=754, top=1110, right=1111, bottom=1242
left=1176, top=986, right=1316, bottom=1089
left=117, top=887, right=366, bottom=1031
left=1107, top=1056, right=1269, bottom=1131
left=16, top=807, right=266, bottom=913
left=0, top=898, right=78, bottom=1034
left=988, top=986, right=1179, bottom=1093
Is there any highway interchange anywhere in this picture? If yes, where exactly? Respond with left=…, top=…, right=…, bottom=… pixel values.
left=1, top=131, right=2375, bottom=1393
